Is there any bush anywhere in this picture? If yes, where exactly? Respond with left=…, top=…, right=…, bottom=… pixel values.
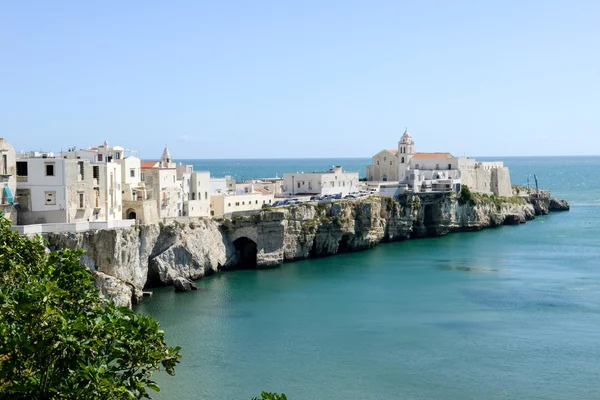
left=0, top=216, right=181, bottom=399
left=252, top=392, right=288, bottom=400
left=458, top=185, right=475, bottom=206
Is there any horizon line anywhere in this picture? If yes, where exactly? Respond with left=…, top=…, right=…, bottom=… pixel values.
left=170, top=155, right=600, bottom=161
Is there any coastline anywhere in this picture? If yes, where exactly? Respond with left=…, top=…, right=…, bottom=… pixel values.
left=44, top=189, right=569, bottom=308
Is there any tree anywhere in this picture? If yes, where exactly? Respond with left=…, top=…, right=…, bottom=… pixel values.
left=0, top=215, right=181, bottom=399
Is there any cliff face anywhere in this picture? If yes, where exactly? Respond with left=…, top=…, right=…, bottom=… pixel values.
left=44, top=193, right=568, bottom=308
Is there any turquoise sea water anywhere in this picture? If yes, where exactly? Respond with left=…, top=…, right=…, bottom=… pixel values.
left=137, top=156, right=600, bottom=400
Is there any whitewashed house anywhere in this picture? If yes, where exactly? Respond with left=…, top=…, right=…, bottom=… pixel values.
left=14, top=150, right=121, bottom=225
left=210, top=191, right=274, bottom=217
left=283, top=166, right=359, bottom=197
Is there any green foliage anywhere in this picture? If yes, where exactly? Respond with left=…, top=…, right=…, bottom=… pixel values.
left=252, top=392, right=288, bottom=400
left=458, top=185, right=475, bottom=206
left=0, top=216, right=181, bottom=399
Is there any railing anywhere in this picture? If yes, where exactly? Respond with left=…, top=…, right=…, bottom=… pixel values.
left=11, top=219, right=136, bottom=235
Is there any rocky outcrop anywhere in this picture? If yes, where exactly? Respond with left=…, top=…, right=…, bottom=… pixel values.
left=549, top=197, right=570, bottom=211
left=172, top=277, right=198, bottom=292
left=45, top=191, right=569, bottom=307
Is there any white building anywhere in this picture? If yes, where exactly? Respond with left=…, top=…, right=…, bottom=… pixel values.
left=135, top=145, right=211, bottom=222
left=0, top=138, right=17, bottom=224
left=210, top=176, right=236, bottom=194
left=236, top=178, right=284, bottom=197
left=176, top=164, right=211, bottom=218
left=210, top=191, right=274, bottom=217
left=367, top=130, right=512, bottom=197
left=15, top=150, right=122, bottom=225
left=283, top=166, right=359, bottom=197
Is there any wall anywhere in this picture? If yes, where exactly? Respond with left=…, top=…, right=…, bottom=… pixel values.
left=410, top=156, right=454, bottom=171
left=0, top=138, right=17, bottom=224
left=492, top=167, right=512, bottom=197
left=210, top=193, right=274, bottom=217
left=283, top=169, right=359, bottom=196
left=368, top=150, right=398, bottom=181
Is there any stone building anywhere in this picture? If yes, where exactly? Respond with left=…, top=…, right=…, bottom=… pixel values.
left=135, top=145, right=211, bottom=222
left=367, top=130, right=512, bottom=197
left=14, top=150, right=121, bottom=225
left=0, top=138, right=17, bottom=224
left=210, top=191, right=274, bottom=217
left=283, top=166, right=359, bottom=197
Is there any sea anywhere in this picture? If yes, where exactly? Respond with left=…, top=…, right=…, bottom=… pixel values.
left=136, top=156, right=600, bottom=400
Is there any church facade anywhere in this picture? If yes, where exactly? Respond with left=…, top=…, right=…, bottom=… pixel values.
left=366, top=130, right=512, bottom=197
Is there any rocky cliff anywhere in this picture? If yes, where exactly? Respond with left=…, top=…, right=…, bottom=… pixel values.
left=44, top=192, right=569, bottom=308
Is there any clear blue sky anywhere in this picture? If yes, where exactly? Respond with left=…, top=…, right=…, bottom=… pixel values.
left=1, top=1, right=598, bottom=159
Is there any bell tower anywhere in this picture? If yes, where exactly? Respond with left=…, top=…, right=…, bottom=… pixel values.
left=397, top=128, right=415, bottom=180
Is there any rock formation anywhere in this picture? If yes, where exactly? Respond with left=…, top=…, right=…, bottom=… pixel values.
left=43, top=191, right=569, bottom=308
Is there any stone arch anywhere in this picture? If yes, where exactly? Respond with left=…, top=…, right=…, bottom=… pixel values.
left=125, top=208, right=137, bottom=220
left=233, top=237, right=257, bottom=269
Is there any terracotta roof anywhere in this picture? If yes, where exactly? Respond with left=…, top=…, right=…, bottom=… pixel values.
left=412, top=152, right=453, bottom=159
left=141, top=161, right=159, bottom=169
left=387, top=149, right=398, bottom=155
left=253, top=188, right=271, bottom=194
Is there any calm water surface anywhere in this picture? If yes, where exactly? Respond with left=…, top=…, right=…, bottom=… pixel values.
left=137, top=156, right=600, bottom=400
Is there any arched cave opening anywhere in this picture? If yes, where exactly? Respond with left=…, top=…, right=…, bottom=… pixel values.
left=233, top=237, right=258, bottom=269
left=423, top=204, right=443, bottom=236
left=126, top=208, right=137, bottom=220
left=338, top=234, right=352, bottom=253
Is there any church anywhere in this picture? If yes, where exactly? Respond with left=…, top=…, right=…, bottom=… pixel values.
left=366, top=130, right=512, bottom=197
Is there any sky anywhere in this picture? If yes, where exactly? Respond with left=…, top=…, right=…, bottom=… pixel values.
left=1, top=1, right=599, bottom=159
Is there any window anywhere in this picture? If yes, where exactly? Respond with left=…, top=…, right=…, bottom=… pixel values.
left=2, top=155, right=6, bottom=174
left=436, top=164, right=439, bottom=170
left=235, top=202, right=240, bottom=206
left=191, top=192, right=196, bottom=200
left=255, top=200, right=258, bottom=204
left=263, top=200, right=265, bottom=204
left=448, top=164, right=452, bottom=170
left=242, top=201, right=245, bottom=205
left=205, top=191, right=208, bottom=200
left=130, top=169, right=135, bottom=178
left=16, top=161, right=28, bottom=176
left=78, top=192, right=84, bottom=208
left=93, top=166, right=99, bottom=180
left=45, top=191, right=56, bottom=205
left=297, top=182, right=300, bottom=188
left=383, top=157, right=386, bottom=161
left=401, top=157, right=404, bottom=163
left=141, top=172, right=145, bottom=181
left=78, top=161, right=84, bottom=179
left=98, top=154, right=103, bottom=162
left=228, top=203, right=231, bottom=207
left=390, top=161, right=392, bottom=166
left=377, top=161, right=379, bottom=165
left=45, top=163, right=55, bottom=176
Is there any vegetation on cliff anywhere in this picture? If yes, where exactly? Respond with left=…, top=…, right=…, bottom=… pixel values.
left=458, top=185, right=525, bottom=209
left=0, top=216, right=181, bottom=399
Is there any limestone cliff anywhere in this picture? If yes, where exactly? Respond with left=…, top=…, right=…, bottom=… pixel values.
left=44, top=192, right=568, bottom=307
